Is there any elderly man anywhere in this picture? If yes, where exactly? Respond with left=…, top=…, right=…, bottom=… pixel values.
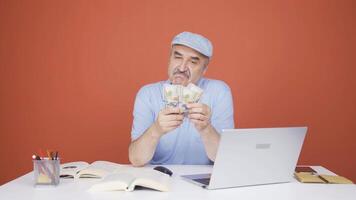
left=129, top=31, right=234, bottom=166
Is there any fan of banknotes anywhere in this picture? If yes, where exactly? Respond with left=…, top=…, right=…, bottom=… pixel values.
left=163, top=83, right=203, bottom=111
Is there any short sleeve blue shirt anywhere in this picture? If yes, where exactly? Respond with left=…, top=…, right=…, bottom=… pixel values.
left=131, top=78, right=235, bottom=165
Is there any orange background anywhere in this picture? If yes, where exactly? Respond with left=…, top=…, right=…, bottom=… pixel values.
left=0, top=0, right=355, bottom=185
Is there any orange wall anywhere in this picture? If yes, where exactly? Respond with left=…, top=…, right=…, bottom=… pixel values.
left=1, top=0, right=355, bottom=185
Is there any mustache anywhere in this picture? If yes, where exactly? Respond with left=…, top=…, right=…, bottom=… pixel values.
left=173, top=67, right=191, bottom=79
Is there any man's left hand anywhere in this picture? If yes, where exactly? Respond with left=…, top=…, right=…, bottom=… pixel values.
left=186, top=103, right=211, bottom=132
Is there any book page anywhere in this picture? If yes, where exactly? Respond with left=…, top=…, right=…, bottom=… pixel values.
left=76, top=161, right=122, bottom=178
left=88, top=173, right=136, bottom=192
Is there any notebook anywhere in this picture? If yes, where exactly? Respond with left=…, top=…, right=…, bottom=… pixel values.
left=182, top=127, right=307, bottom=189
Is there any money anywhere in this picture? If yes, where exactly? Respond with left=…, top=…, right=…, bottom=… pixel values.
left=163, top=83, right=203, bottom=112
left=163, top=84, right=180, bottom=108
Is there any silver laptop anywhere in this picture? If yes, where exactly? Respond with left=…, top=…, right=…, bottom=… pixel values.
left=182, top=127, right=307, bottom=189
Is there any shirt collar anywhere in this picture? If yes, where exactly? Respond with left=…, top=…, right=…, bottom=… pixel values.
left=164, top=77, right=204, bottom=86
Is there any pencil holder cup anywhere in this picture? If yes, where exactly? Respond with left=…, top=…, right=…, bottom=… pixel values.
left=33, top=158, right=60, bottom=186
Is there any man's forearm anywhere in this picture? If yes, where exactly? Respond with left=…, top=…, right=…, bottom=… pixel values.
left=199, top=124, right=221, bottom=161
left=129, top=123, right=162, bottom=167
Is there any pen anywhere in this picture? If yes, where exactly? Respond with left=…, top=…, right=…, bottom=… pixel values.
left=32, top=154, right=41, bottom=160
left=46, top=150, right=52, bottom=160
left=38, top=149, right=46, bottom=160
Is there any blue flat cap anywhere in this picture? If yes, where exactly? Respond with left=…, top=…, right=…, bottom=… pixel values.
left=171, top=31, right=213, bottom=58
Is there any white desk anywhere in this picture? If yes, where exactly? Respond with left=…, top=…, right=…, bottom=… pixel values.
left=0, top=165, right=355, bottom=200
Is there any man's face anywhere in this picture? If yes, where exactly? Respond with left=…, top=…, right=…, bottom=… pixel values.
left=168, top=45, right=209, bottom=86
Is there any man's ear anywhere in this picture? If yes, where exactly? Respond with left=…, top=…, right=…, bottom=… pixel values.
left=203, top=65, right=208, bottom=74
left=203, top=59, right=209, bottom=74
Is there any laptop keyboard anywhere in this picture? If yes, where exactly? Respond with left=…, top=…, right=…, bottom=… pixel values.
left=193, top=178, right=211, bottom=185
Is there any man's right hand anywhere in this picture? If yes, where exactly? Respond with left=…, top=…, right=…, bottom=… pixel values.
left=153, top=107, right=184, bottom=137
left=129, top=107, right=183, bottom=166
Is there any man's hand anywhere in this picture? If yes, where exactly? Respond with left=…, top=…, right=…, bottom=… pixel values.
left=186, top=103, right=212, bottom=132
left=153, top=107, right=184, bottom=137
left=129, top=107, right=183, bottom=167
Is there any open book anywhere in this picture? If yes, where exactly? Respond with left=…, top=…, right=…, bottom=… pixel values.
left=60, top=161, right=172, bottom=192
left=60, top=161, right=122, bottom=179
left=88, top=167, right=172, bottom=192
